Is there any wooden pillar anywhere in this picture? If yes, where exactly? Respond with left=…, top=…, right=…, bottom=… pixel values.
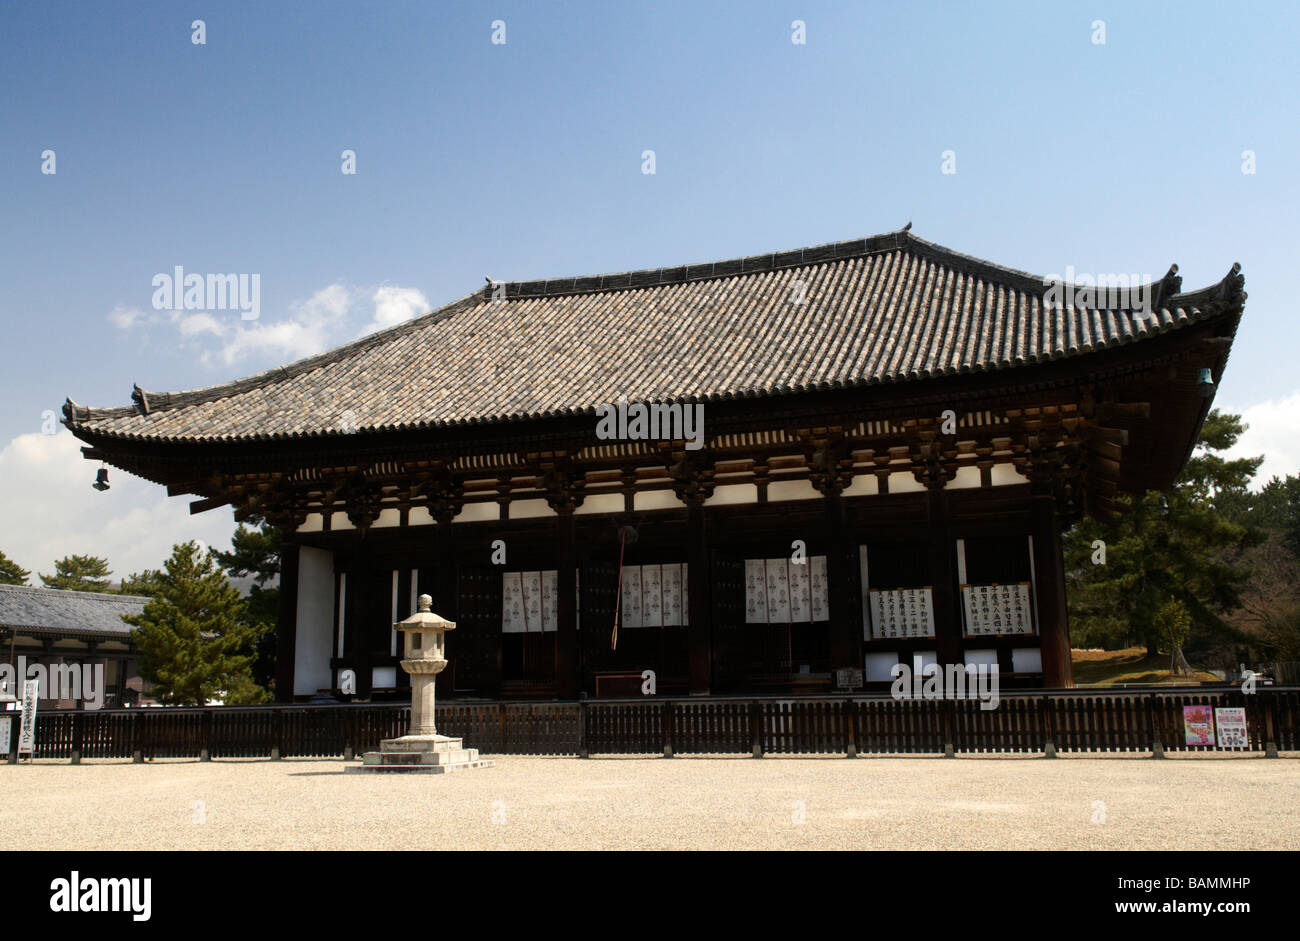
left=556, top=508, right=579, bottom=699
left=275, top=541, right=299, bottom=703
left=1031, top=493, right=1073, bottom=687
left=928, top=487, right=962, bottom=669
left=686, top=498, right=711, bottom=694
left=826, top=487, right=857, bottom=673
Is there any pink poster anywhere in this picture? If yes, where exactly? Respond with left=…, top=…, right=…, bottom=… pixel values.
left=1183, top=705, right=1216, bottom=746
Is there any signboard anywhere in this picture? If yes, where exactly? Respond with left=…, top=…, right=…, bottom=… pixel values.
left=1182, top=704, right=1215, bottom=747
left=868, top=588, right=935, bottom=638
left=1215, top=707, right=1248, bottom=749
left=835, top=668, right=864, bottom=690
left=961, top=583, right=1034, bottom=636
left=0, top=715, right=10, bottom=755
left=18, top=678, right=38, bottom=755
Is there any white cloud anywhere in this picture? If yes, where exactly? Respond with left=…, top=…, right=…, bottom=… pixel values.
left=108, top=280, right=428, bottom=369
left=107, top=305, right=147, bottom=330
left=1223, top=390, right=1300, bottom=488
left=0, top=432, right=237, bottom=583
left=173, top=311, right=223, bottom=337
left=360, top=285, right=428, bottom=336
left=214, top=284, right=353, bottom=365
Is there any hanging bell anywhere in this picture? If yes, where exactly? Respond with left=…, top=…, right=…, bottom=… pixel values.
left=92, top=467, right=110, bottom=492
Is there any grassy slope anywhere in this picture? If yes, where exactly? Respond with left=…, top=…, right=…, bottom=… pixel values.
left=1071, top=647, right=1222, bottom=686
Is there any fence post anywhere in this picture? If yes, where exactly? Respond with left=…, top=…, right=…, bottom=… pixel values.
left=342, top=707, right=354, bottom=761
left=200, top=709, right=212, bottom=762
left=70, top=711, right=82, bottom=765
left=577, top=701, right=589, bottom=759
left=270, top=709, right=282, bottom=760
left=1041, top=694, right=1057, bottom=758
left=130, top=710, right=143, bottom=763
left=750, top=701, right=763, bottom=758
left=845, top=699, right=857, bottom=758
left=662, top=700, right=674, bottom=759
left=1148, top=693, right=1165, bottom=759
left=1264, top=691, right=1279, bottom=758
left=942, top=699, right=955, bottom=758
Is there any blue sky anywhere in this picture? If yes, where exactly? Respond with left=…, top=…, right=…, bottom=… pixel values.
left=1, top=0, right=1297, bottom=578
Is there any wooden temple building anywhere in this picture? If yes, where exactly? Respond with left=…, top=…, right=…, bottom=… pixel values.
left=63, top=230, right=1245, bottom=701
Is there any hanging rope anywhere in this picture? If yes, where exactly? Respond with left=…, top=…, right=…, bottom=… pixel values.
left=611, top=525, right=628, bottom=651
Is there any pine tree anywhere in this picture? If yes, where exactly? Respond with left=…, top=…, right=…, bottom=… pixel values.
left=119, top=569, right=165, bottom=597
left=0, top=550, right=30, bottom=586
left=1064, top=410, right=1261, bottom=655
left=213, top=517, right=282, bottom=694
left=123, top=541, right=268, bottom=705
left=39, top=554, right=113, bottom=592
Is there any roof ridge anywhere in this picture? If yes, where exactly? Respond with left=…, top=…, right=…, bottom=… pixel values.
left=0, top=583, right=151, bottom=603
left=62, top=230, right=1246, bottom=428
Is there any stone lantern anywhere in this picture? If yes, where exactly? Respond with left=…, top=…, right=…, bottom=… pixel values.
left=398, top=594, right=452, bottom=735
left=351, top=595, right=494, bottom=774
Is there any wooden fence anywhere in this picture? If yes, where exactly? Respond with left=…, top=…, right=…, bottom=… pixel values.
left=11, top=687, right=1298, bottom=761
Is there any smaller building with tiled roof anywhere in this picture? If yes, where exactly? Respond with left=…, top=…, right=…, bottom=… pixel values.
left=0, top=585, right=149, bottom=708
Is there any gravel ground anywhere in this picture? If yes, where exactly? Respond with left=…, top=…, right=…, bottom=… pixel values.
left=1, top=754, right=1296, bottom=850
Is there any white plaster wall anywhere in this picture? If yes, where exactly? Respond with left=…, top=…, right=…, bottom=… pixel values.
left=454, top=502, right=499, bottom=523
left=767, top=479, right=820, bottom=502
left=865, top=652, right=900, bottom=682
left=634, top=489, right=686, bottom=511
left=991, top=463, right=1023, bottom=486
left=842, top=474, right=879, bottom=497
left=888, top=473, right=926, bottom=494
left=1012, top=648, right=1043, bottom=673
left=294, top=545, right=335, bottom=696
left=510, top=498, right=558, bottom=519
left=575, top=493, right=624, bottom=516
left=949, top=465, right=982, bottom=489
left=371, top=507, right=402, bottom=528
left=704, top=483, right=758, bottom=506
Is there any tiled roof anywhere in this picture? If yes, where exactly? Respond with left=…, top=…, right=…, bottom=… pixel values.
left=0, top=585, right=146, bottom=636
left=63, top=230, right=1245, bottom=443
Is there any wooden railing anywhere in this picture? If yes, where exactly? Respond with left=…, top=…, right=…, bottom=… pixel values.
left=15, top=687, right=1299, bottom=761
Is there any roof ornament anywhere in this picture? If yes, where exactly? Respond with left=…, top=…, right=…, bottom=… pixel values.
left=1151, top=264, right=1182, bottom=314
left=131, top=384, right=150, bottom=416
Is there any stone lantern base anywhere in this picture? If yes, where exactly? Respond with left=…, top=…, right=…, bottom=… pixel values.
left=347, top=733, right=495, bottom=774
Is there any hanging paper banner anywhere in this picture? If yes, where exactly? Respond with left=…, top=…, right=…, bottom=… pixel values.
left=961, top=583, right=1033, bottom=635
left=620, top=565, right=643, bottom=628
left=661, top=564, right=683, bottom=626
left=868, top=588, right=935, bottom=639
left=765, top=558, right=791, bottom=623
left=810, top=555, right=829, bottom=622
left=501, top=573, right=526, bottom=633
left=541, top=570, right=558, bottom=633
left=788, top=559, right=812, bottom=622
left=641, top=564, right=663, bottom=627
left=744, top=559, right=767, bottom=624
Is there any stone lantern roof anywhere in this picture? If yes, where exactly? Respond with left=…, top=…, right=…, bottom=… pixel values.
left=395, top=594, right=455, bottom=633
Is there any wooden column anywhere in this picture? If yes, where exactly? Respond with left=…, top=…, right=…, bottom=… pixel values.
left=686, top=497, right=711, bottom=694
left=1031, top=492, right=1072, bottom=687
left=555, top=507, right=579, bottom=698
left=275, top=541, right=299, bottom=702
left=825, top=486, right=857, bottom=673
left=928, top=486, right=962, bottom=670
